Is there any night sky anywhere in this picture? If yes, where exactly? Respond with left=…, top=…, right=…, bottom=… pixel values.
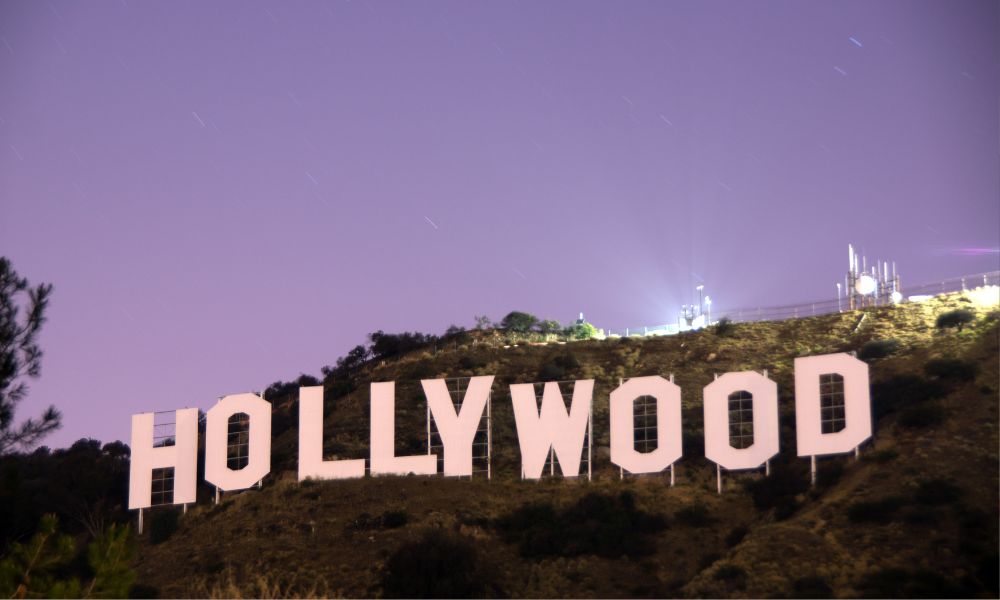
left=1, top=1, right=997, bottom=447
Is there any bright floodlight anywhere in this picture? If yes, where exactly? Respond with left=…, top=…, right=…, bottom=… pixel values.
left=891, top=291, right=902, bottom=304
left=855, top=275, right=877, bottom=296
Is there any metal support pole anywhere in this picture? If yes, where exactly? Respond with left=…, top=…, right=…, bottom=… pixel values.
left=183, top=503, right=187, bottom=515
left=670, top=463, right=675, bottom=487
left=854, top=445, right=860, bottom=461
left=765, top=459, right=770, bottom=476
left=487, top=394, right=492, bottom=480
left=810, top=456, right=817, bottom=486
left=138, top=509, right=144, bottom=535
left=549, top=447, right=554, bottom=477
left=426, top=403, right=431, bottom=456
left=215, top=486, right=220, bottom=505
left=587, top=399, right=593, bottom=482
left=716, top=464, right=722, bottom=494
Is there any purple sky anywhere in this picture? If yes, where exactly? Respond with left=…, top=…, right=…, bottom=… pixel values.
left=1, top=1, right=997, bottom=448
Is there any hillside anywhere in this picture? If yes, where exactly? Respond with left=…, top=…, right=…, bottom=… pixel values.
left=132, top=291, right=999, bottom=598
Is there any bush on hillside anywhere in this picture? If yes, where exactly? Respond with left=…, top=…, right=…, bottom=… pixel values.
left=495, top=491, right=667, bottom=558
left=741, top=460, right=809, bottom=518
left=793, top=576, right=833, bottom=598
left=674, top=502, right=713, bottom=527
left=381, top=529, right=499, bottom=598
left=458, top=355, right=486, bottom=370
left=870, top=376, right=948, bottom=420
left=500, top=311, right=539, bottom=333
left=264, top=374, right=320, bottom=400
left=713, top=317, right=734, bottom=337
left=858, top=339, right=900, bottom=361
left=537, top=319, right=562, bottom=335
left=913, top=479, right=963, bottom=506
left=565, top=321, right=599, bottom=340
left=924, top=358, right=979, bottom=382
left=846, top=496, right=905, bottom=523
left=724, top=525, right=748, bottom=547
left=535, top=353, right=581, bottom=382
left=368, top=331, right=437, bottom=361
left=935, top=309, right=974, bottom=331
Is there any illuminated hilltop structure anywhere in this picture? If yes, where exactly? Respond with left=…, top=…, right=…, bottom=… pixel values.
left=843, top=244, right=901, bottom=310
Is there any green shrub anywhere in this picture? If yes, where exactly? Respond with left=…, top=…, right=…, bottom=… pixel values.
left=793, top=575, right=833, bottom=598
left=381, top=510, right=409, bottom=529
left=381, top=529, right=499, bottom=598
left=924, top=358, right=979, bottom=381
left=714, top=317, right=734, bottom=337
left=858, top=339, right=901, bottom=361
left=898, top=403, right=946, bottom=428
left=565, top=322, right=599, bottom=340
left=935, top=309, right=974, bottom=331
left=847, top=496, right=905, bottom=523
left=500, top=311, right=539, bottom=333
left=495, top=492, right=667, bottom=558
left=537, top=320, right=562, bottom=335
left=537, top=363, right=565, bottom=382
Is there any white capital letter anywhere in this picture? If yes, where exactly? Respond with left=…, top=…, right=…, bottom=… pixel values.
left=610, top=376, right=682, bottom=474
left=510, top=379, right=593, bottom=479
left=370, top=381, right=437, bottom=476
left=795, top=353, right=872, bottom=457
left=423, top=376, right=493, bottom=477
left=128, top=408, right=198, bottom=509
left=704, top=371, right=780, bottom=470
left=298, top=386, right=365, bottom=481
left=205, top=393, right=272, bottom=491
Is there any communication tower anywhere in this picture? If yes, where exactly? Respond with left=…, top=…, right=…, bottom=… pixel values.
left=846, top=244, right=901, bottom=309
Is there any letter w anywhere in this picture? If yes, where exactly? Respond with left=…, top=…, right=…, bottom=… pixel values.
left=510, top=380, right=593, bottom=479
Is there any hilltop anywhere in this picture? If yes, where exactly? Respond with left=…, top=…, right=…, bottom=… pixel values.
left=132, top=291, right=999, bottom=598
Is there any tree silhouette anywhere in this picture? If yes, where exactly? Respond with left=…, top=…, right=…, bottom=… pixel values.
left=0, top=257, right=59, bottom=455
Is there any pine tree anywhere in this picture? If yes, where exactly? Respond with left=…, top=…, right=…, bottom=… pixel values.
left=0, top=257, right=59, bottom=455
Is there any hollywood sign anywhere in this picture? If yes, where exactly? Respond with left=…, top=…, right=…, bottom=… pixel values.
left=128, top=353, right=871, bottom=510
